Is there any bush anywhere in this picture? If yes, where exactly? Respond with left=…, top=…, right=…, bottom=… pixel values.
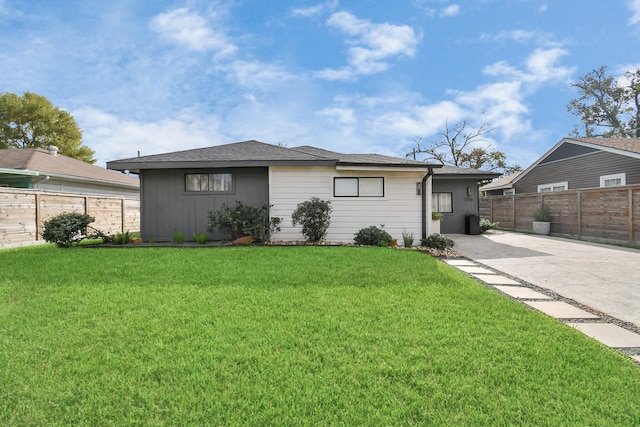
left=480, top=219, right=499, bottom=233
left=533, top=204, right=552, bottom=222
left=42, top=212, right=95, bottom=248
left=112, top=231, right=133, bottom=245
left=421, top=233, right=454, bottom=250
left=207, top=201, right=282, bottom=242
left=291, top=197, right=332, bottom=242
left=173, top=231, right=185, bottom=244
left=354, top=225, right=393, bottom=247
left=193, top=232, right=208, bottom=244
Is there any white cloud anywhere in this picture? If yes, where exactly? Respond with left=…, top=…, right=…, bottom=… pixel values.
left=629, top=0, right=640, bottom=24
left=318, top=11, right=420, bottom=80
left=440, top=4, right=460, bottom=17
left=74, top=107, right=227, bottom=166
left=149, top=7, right=237, bottom=57
left=291, top=0, right=338, bottom=18
left=482, top=46, right=574, bottom=87
left=539, top=4, right=548, bottom=13
left=317, top=107, right=356, bottom=126
left=216, top=60, right=299, bottom=89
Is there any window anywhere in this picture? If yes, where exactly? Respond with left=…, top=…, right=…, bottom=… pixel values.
left=600, top=173, right=625, bottom=188
left=537, top=181, right=568, bottom=193
left=334, top=177, right=384, bottom=197
left=185, top=173, right=233, bottom=192
left=432, top=192, right=453, bottom=213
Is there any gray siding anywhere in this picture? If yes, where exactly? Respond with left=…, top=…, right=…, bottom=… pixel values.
left=433, top=178, right=481, bottom=234
left=516, top=151, right=640, bottom=194
left=140, top=167, right=269, bottom=241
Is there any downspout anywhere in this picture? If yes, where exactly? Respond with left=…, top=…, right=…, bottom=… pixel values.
left=421, top=166, right=435, bottom=241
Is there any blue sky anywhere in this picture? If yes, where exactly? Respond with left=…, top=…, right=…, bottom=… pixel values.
left=1, top=0, right=639, bottom=169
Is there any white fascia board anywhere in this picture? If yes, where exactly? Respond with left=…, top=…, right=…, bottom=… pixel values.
left=335, top=165, right=429, bottom=172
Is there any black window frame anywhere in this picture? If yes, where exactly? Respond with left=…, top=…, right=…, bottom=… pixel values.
left=333, top=177, right=385, bottom=197
left=185, top=172, right=234, bottom=193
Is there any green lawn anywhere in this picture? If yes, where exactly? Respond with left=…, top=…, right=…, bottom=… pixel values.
left=1, top=245, right=639, bottom=425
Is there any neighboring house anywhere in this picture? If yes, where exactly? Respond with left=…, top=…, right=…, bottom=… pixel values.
left=433, top=166, right=501, bottom=234
left=107, top=140, right=498, bottom=242
left=0, top=146, right=139, bottom=196
left=481, top=137, right=640, bottom=195
left=481, top=170, right=523, bottom=196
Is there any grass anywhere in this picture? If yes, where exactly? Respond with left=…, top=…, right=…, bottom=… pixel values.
left=1, top=245, right=639, bottom=425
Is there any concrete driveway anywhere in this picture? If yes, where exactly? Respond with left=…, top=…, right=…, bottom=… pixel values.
left=449, top=231, right=640, bottom=328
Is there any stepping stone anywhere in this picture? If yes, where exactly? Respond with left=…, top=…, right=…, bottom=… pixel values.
left=566, top=323, right=640, bottom=348
left=494, top=286, right=553, bottom=300
left=443, top=259, right=476, bottom=266
left=456, top=266, right=494, bottom=274
left=524, top=301, right=599, bottom=319
left=472, top=274, right=520, bottom=285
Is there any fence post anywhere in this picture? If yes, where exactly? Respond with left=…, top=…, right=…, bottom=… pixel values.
left=121, top=199, right=126, bottom=233
left=35, top=192, right=41, bottom=241
left=629, top=188, right=634, bottom=242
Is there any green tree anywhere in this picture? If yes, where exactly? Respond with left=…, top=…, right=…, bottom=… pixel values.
left=567, top=66, right=640, bottom=138
left=406, top=120, right=521, bottom=174
left=0, top=91, right=96, bottom=163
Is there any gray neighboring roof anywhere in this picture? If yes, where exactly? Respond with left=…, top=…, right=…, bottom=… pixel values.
left=569, top=137, right=640, bottom=155
left=480, top=170, right=523, bottom=191
left=108, top=140, right=441, bottom=172
left=0, top=148, right=139, bottom=188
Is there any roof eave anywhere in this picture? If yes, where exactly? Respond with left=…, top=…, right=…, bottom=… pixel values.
left=107, top=159, right=338, bottom=172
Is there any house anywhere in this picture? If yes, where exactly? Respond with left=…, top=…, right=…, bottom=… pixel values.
left=481, top=137, right=640, bottom=195
left=480, top=170, right=523, bottom=196
left=432, top=166, right=501, bottom=233
left=0, top=146, right=139, bottom=196
left=106, top=140, right=497, bottom=243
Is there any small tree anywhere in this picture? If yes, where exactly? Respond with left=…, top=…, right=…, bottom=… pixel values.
left=41, top=212, right=95, bottom=247
left=291, top=197, right=332, bottom=242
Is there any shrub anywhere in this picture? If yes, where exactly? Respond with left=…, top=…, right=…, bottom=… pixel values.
left=112, top=231, right=133, bottom=245
left=480, top=219, right=499, bottom=233
left=42, top=212, right=95, bottom=248
left=193, top=232, right=208, bottom=244
left=354, top=225, right=393, bottom=247
left=421, top=233, right=454, bottom=250
left=533, top=204, right=552, bottom=222
left=291, top=197, right=332, bottom=242
left=402, top=229, right=415, bottom=247
left=173, top=231, right=185, bottom=244
left=207, top=201, right=282, bottom=242
left=432, top=212, right=444, bottom=221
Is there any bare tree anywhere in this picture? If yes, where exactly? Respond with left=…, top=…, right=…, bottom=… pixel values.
left=406, top=120, right=520, bottom=174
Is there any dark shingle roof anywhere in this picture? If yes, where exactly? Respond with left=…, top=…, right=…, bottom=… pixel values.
left=291, top=145, right=435, bottom=167
left=108, top=140, right=440, bottom=171
left=0, top=148, right=139, bottom=188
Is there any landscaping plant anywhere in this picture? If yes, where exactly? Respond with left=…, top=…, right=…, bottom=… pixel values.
left=207, top=201, right=282, bottom=242
left=480, top=218, right=499, bottom=233
left=41, top=212, right=95, bottom=247
left=354, top=225, right=393, bottom=247
left=193, top=232, right=209, bottom=244
left=401, top=229, right=415, bottom=247
left=421, top=233, right=454, bottom=250
left=112, top=231, right=133, bottom=245
left=291, top=197, right=332, bottom=242
left=172, top=230, right=185, bottom=244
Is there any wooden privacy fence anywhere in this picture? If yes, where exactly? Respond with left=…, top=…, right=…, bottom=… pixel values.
left=480, top=184, right=640, bottom=244
left=0, top=188, right=140, bottom=246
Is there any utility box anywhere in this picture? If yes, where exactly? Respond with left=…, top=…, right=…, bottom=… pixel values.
left=465, top=214, right=480, bottom=235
